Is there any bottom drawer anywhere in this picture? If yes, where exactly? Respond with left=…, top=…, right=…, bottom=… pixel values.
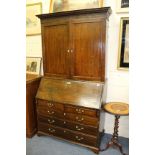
left=38, top=122, right=98, bottom=147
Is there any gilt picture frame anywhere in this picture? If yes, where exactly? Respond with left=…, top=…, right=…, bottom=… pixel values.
left=26, top=3, right=42, bottom=36
left=49, top=0, right=104, bottom=13
left=26, top=57, right=42, bottom=75
left=117, top=17, right=129, bottom=70
left=116, top=0, right=129, bottom=13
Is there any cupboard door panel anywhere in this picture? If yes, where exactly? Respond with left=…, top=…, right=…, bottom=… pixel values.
left=71, top=21, right=105, bottom=81
left=43, top=23, right=70, bottom=77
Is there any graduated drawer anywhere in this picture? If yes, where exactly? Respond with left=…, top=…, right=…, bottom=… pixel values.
left=37, top=99, right=64, bottom=112
left=37, top=108, right=64, bottom=119
left=64, top=105, right=97, bottom=117
left=64, top=113, right=99, bottom=126
left=38, top=115, right=98, bottom=136
left=38, top=122, right=98, bottom=147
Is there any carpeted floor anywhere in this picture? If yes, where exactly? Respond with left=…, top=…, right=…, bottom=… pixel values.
left=26, top=133, right=129, bottom=155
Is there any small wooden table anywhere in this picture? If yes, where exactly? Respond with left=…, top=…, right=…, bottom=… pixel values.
left=101, top=102, right=129, bottom=155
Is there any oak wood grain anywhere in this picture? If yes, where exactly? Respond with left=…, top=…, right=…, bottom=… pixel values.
left=36, top=77, right=103, bottom=109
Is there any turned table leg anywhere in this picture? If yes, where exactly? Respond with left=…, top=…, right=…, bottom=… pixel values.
left=100, top=115, right=127, bottom=155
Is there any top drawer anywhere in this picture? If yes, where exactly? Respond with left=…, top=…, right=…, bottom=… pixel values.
left=64, top=105, right=97, bottom=117
left=37, top=99, right=64, bottom=112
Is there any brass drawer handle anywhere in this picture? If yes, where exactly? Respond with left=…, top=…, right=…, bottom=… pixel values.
left=48, top=119, right=55, bottom=124
left=76, top=125, right=84, bottom=131
left=48, top=128, right=55, bottom=133
left=76, top=108, right=84, bottom=114
left=47, top=103, right=54, bottom=107
left=47, top=110, right=55, bottom=114
left=64, top=130, right=66, bottom=133
left=75, top=136, right=84, bottom=141
left=64, top=113, right=66, bottom=116
left=63, top=121, right=66, bottom=124
left=76, top=116, right=84, bottom=122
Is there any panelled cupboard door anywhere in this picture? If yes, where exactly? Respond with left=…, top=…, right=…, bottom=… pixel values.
left=42, top=22, right=70, bottom=78
left=70, top=19, right=106, bottom=81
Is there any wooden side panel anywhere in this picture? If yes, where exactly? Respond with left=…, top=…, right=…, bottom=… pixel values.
left=26, top=76, right=41, bottom=138
left=71, top=20, right=106, bottom=81
left=43, top=23, right=70, bottom=77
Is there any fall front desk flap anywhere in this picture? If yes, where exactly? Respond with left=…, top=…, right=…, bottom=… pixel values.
left=36, top=77, right=104, bottom=109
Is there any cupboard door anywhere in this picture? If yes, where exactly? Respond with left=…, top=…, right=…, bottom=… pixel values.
left=42, top=23, right=70, bottom=78
left=71, top=20, right=106, bottom=81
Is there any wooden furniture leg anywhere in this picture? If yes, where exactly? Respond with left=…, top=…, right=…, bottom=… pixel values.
left=100, top=115, right=127, bottom=155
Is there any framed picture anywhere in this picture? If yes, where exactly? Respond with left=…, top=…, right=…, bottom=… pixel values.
left=26, top=3, right=42, bottom=36
left=116, top=0, right=129, bottom=13
left=26, top=57, right=42, bottom=75
left=49, top=0, right=104, bottom=13
left=117, top=17, right=129, bottom=70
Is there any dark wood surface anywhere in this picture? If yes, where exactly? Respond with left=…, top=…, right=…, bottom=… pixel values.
left=36, top=7, right=111, bottom=19
left=64, top=104, right=97, bottom=117
left=26, top=74, right=42, bottom=83
left=38, top=115, right=98, bottom=136
left=43, top=22, right=69, bottom=78
left=71, top=19, right=106, bottom=81
left=100, top=116, right=127, bottom=155
left=37, top=131, right=100, bottom=154
left=35, top=7, right=111, bottom=153
left=36, top=77, right=102, bottom=153
left=38, top=7, right=110, bottom=81
left=36, top=77, right=103, bottom=109
left=38, top=122, right=98, bottom=147
left=26, top=74, right=41, bottom=138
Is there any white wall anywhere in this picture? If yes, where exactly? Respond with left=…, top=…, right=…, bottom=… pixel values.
left=26, top=0, right=129, bottom=138
left=103, top=0, right=129, bottom=138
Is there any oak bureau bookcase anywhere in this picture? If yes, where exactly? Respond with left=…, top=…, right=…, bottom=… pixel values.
left=36, top=7, right=111, bottom=154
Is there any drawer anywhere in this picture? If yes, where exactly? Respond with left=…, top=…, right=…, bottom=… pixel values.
left=64, top=105, right=97, bottom=117
left=37, top=100, right=64, bottom=112
left=38, top=115, right=98, bottom=136
left=64, top=113, right=99, bottom=126
left=38, top=122, right=63, bottom=137
left=38, top=115, right=64, bottom=127
left=63, top=120, right=98, bottom=136
left=37, top=108, right=64, bottom=119
left=38, top=122, right=98, bottom=147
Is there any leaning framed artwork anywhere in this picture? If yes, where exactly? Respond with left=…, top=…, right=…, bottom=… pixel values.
left=49, top=0, right=104, bottom=13
left=26, top=57, right=42, bottom=75
left=116, top=0, right=129, bottom=13
left=26, top=3, right=42, bottom=36
left=117, top=17, right=129, bottom=70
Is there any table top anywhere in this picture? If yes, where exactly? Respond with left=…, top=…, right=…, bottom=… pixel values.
left=104, top=102, right=129, bottom=116
left=26, top=74, right=42, bottom=84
